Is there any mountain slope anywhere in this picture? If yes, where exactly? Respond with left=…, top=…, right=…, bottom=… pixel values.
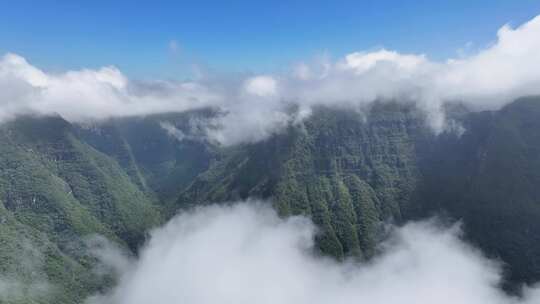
left=0, top=116, right=161, bottom=303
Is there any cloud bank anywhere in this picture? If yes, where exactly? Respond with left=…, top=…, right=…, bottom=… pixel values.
left=2, top=15, right=540, bottom=144
left=85, top=202, right=540, bottom=304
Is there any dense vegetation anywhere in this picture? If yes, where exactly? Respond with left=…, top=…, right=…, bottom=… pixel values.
left=1, top=97, right=540, bottom=302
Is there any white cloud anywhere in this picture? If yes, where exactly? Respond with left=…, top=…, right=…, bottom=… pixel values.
left=0, top=53, right=222, bottom=123
left=2, top=15, right=540, bottom=145
left=339, top=49, right=427, bottom=74
left=159, top=121, right=187, bottom=141
left=435, top=16, right=540, bottom=108
left=243, top=75, right=278, bottom=97
left=86, top=202, right=540, bottom=304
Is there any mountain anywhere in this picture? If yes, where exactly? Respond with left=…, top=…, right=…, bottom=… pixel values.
left=176, top=102, right=427, bottom=259
left=1, top=97, right=540, bottom=302
left=175, top=97, right=540, bottom=287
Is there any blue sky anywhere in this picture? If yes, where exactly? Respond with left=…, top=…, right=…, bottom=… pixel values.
left=1, top=0, right=540, bottom=79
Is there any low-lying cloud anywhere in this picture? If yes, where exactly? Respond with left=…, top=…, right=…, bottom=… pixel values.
left=86, top=202, right=540, bottom=304
left=2, top=15, right=540, bottom=145
left=0, top=240, right=53, bottom=302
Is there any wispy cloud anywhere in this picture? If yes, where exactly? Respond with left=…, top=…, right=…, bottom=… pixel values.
left=168, top=40, right=180, bottom=54
left=0, top=239, right=53, bottom=302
